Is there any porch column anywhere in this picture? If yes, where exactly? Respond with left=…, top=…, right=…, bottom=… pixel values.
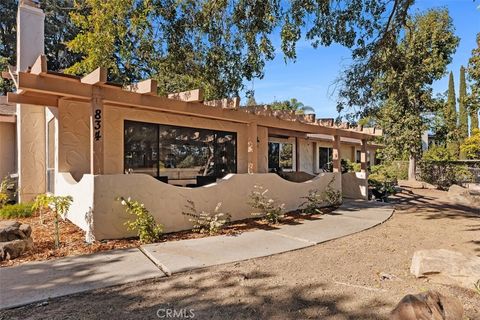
left=360, top=139, right=368, bottom=173
left=332, top=135, right=341, bottom=173
left=90, top=86, right=104, bottom=174
left=247, top=122, right=258, bottom=174
left=16, top=2, right=46, bottom=202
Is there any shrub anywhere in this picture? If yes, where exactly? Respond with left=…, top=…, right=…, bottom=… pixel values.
left=182, top=200, right=230, bottom=235
left=418, top=161, right=474, bottom=190
left=33, top=194, right=73, bottom=249
left=118, top=197, right=163, bottom=243
left=0, top=203, right=33, bottom=218
left=248, top=185, right=285, bottom=224
left=0, top=176, right=16, bottom=208
left=300, top=189, right=325, bottom=215
left=423, top=145, right=456, bottom=161
left=460, top=129, right=480, bottom=159
left=323, top=177, right=342, bottom=206
left=341, top=159, right=361, bottom=173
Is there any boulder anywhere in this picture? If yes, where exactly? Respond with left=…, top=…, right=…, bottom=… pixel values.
left=390, top=290, right=463, bottom=320
left=0, top=221, right=33, bottom=261
left=0, top=238, right=33, bottom=261
left=410, top=249, right=480, bottom=290
left=448, top=184, right=480, bottom=209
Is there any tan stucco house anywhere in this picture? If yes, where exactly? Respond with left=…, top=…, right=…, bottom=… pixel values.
left=1, top=2, right=381, bottom=240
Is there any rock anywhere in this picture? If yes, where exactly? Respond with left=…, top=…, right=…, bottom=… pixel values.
left=410, top=249, right=480, bottom=290
left=390, top=290, right=463, bottom=320
left=0, top=238, right=33, bottom=261
left=448, top=184, right=480, bottom=209
left=398, top=180, right=436, bottom=189
left=0, top=221, right=33, bottom=261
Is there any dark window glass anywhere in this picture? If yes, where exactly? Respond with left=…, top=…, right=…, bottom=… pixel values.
left=356, top=150, right=361, bottom=163
left=268, top=142, right=293, bottom=171
left=124, top=121, right=159, bottom=176
left=124, top=121, right=237, bottom=183
left=319, top=147, right=333, bottom=171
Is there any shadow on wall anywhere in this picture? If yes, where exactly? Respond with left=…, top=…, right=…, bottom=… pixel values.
left=57, top=172, right=343, bottom=240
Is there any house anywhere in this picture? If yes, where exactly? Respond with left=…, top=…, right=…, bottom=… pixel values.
left=1, top=1, right=381, bottom=240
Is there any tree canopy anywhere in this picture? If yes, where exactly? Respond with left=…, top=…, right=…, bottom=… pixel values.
left=367, top=9, right=459, bottom=168
left=64, top=0, right=414, bottom=100
left=467, top=33, right=480, bottom=131
left=270, top=98, right=315, bottom=114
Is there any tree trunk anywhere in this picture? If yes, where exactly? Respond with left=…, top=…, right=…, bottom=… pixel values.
left=408, top=154, right=416, bottom=181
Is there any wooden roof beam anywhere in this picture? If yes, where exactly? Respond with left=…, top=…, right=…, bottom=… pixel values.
left=7, top=92, right=59, bottom=107
left=30, top=55, right=47, bottom=75
left=18, top=71, right=92, bottom=99
left=124, top=79, right=158, bottom=95
left=81, top=67, right=107, bottom=85
left=168, top=88, right=204, bottom=102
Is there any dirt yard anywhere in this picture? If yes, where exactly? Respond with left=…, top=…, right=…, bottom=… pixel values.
left=1, top=187, right=479, bottom=320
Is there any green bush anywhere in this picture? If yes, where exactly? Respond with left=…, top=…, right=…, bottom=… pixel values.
left=248, top=185, right=285, bottom=224
left=423, top=145, right=456, bottom=161
left=341, top=159, right=361, bottom=173
left=0, top=203, right=33, bottom=218
left=369, top=161, right=408, bottom=184
left=118, top=197, right=163, bottom=243
left=418, top=161, right=474, bottom=190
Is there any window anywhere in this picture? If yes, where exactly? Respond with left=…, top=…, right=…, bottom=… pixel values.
left=356, top=150, right=361, bottom=163
left=268, top=141, right=293, bottom=171
left=124, top=121, right=237, bottom=182
left=318, top=147, right=333, bottom=171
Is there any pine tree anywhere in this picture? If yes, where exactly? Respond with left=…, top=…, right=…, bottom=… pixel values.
left=458, top=66, right=468, bottom=158
left=445, top=71, right=458, bottom=156
left=467, top=33, right=480, bottom=133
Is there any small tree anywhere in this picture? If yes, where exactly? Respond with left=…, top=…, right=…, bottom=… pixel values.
left=33, top=194, right=73, bottom=249
left=118, top=197, right=163, bottom=243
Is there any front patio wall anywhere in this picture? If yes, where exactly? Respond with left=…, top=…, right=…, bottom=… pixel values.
left=92, top=172, right=341, bottom=240
left=342, top=172, right=368, bottom=200
left=56, top=172, right=95, bottom=232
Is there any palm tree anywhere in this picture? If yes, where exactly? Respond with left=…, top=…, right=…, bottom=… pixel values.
left=270, top=98, right=315, bottom=114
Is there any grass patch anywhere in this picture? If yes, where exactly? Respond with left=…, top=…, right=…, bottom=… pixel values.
left=0, top=203, right=34, bottom=219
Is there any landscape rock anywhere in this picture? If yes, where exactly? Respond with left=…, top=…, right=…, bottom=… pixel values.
left=448, top=185, right=480, bottom=209
left=390, top=290, right=463, bottom=320
left=410, top=249, right=480, bottom=290
left=0, top=221, right=33, bottom=261
left=397, top=180, right=436, bottom=189
left=0, top=238, right=33, bottom=261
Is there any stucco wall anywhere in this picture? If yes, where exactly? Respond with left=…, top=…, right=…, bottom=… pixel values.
left=17, top=105, right=46, bottom=201
left=0, top=122, right=15, bottom=178
left=58, top=100, right=91, bottom=181
left=103, top=106, right=250, bottom=175
left=298, top=138, right=314, bottom=174
left=56, top=172, right=94, bottom=232
left=342, top=172, right=368, bottom=200
left=257, top=126, right=268, bottom=173
left=59, top=172, right=340, bottom=240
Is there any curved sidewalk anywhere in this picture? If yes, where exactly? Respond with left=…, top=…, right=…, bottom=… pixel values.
left=0, top=200, right=393, bottom=310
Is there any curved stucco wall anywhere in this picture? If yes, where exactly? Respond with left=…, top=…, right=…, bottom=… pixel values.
left=56, top=172, right=94, bottom=232
left=91, top=172, right=341, bottom=240
left=342, top=172, right=368, bottom=200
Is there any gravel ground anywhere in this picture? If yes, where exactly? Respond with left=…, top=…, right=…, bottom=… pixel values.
left=1, top=187, right=479, bottom=320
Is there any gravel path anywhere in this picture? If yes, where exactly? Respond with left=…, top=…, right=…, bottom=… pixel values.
left=1, top=188, right=479, bottom=320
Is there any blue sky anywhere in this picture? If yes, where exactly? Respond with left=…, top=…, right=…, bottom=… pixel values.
left=241, top=0, right=480, bottom=119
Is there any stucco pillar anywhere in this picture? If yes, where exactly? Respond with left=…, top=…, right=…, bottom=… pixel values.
left=332, top=135, right=341, bottom=173
left=257, top=126, right=268, bottom=173
left=247, top=122, right=258, bottom=174
left=360, top=139, right=368, bottom=173
left=90, top=87, right=104, bottom=174
left=16, top=2, right=46, bottom=202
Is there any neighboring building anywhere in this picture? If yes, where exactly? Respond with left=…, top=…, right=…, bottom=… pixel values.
left=0, top=97, right=16, bottom=179
left=0, top=1, right=381, bottom=239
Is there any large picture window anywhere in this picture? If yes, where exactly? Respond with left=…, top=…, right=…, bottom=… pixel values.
left=124, top=121, right=237, bottom=184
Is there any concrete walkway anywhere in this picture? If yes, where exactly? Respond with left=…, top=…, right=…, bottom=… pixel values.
left=0, top=200, right=393, bottom=310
